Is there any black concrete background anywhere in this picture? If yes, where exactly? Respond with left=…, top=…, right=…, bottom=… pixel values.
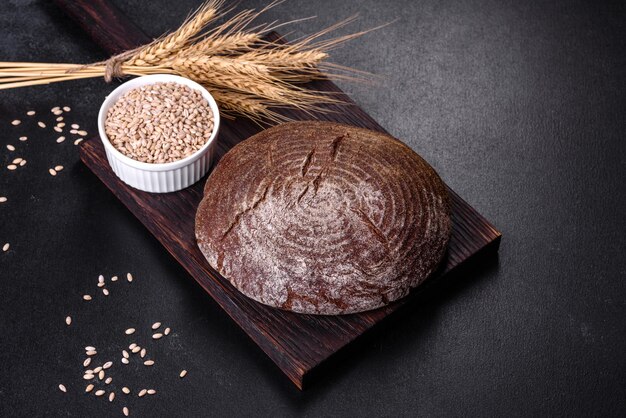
left=0, top=0, right=624, bottom=416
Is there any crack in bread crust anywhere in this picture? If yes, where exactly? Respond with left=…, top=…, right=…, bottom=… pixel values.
left=221, top=183, right=270, bottom=240
left=300, top=148, right=315, bottom=176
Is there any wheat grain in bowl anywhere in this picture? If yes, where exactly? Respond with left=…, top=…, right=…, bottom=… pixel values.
left=97, top=74, right=220, bottom=193
left=104, top=82, right=214, bottom=164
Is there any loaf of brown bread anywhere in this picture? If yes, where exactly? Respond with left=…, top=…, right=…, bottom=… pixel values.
left=195, top=121, right=451, bottom=315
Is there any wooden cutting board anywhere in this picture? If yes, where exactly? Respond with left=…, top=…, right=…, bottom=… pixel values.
left=55, top=0, right=501, bottom=389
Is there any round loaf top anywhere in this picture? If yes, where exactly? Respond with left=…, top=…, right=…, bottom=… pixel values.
left=195, top=121, right=451, bottom=315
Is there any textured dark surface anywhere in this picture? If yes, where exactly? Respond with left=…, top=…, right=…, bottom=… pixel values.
left=0, top=0, right=624, bottom=416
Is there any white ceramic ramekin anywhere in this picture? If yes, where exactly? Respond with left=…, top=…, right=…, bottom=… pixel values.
left=97, top=74, right=220, bottom=193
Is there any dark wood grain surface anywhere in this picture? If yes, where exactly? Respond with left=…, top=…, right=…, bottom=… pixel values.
left=57, top=0, right=501, bottom=388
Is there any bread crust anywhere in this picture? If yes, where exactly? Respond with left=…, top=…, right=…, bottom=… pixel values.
left=195, top=121, right=451, bottom=314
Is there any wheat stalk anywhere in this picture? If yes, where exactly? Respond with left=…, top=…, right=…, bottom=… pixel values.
left=209, top=89, right=290, bottom=124
left=125, top=0, right=222, bottom=66
left=0, top=0, right=379, bottom=122
left=190, top=32, right=262, bottom=55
